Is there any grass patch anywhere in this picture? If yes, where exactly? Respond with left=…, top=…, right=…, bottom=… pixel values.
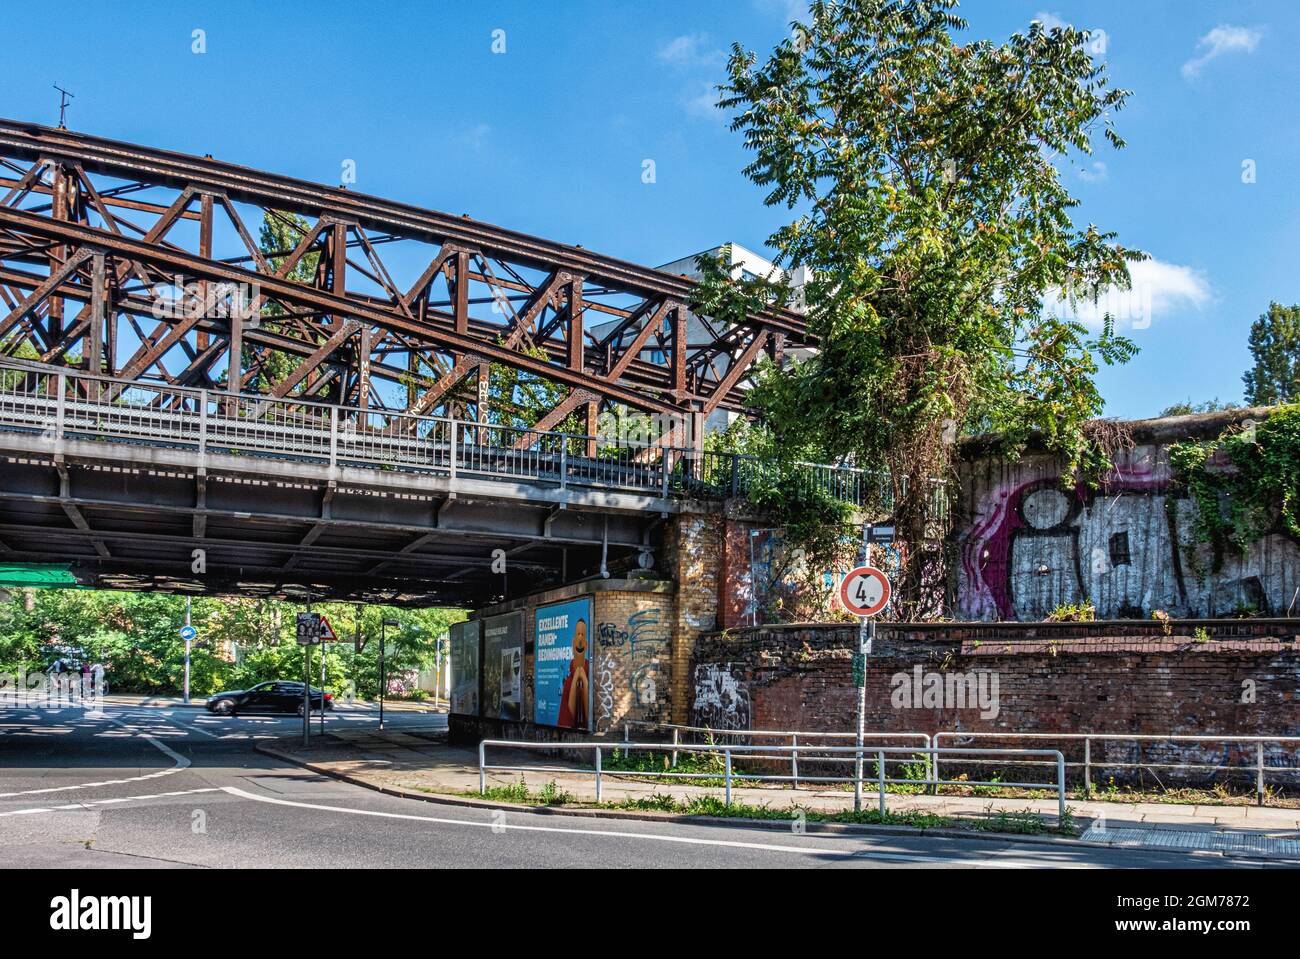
left=475, top=776, right=574, bottom=806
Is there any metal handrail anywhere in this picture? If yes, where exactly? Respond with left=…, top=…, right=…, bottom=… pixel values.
left=623, top=721, right=1300, bottom=807
left=932, top=731, right=1300, bottom=806
left=620, top=719, right=931, bottom=787
left=0, top=360, right=880, bottom=506
left=478, top=739, right=1067, bottom=819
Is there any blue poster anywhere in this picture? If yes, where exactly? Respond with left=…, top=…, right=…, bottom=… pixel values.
left=534, top=598, right=593, bottom=729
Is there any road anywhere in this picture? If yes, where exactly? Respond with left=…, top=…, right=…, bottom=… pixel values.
left=0, top=702, right=1281, bottom=869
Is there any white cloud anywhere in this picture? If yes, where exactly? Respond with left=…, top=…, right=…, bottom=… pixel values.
left=455, top=123, right=491, bottom=151
left=755, top=0, right=810, bottom=24
left=1077, top=161, right=1108, bottom=183
left=1032, top=11, right=1070, bottom=31
left=1044, top=258, right=1211, bottom=329
left=1182, top=25, right=1263, bottom=79
left=657, top=34, right=722, bottom=68
left=685, top=83, right=723, bottom=120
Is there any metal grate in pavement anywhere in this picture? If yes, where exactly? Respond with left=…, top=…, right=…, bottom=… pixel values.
left=1081, top=824, right=1300, bottom=859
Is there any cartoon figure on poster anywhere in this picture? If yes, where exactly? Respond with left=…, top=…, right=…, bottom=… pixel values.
left=534, top=598, right=592, bottom=729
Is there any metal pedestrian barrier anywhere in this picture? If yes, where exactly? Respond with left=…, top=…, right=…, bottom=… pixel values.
left=931, top=731, right=1300, bottom=806
left=478, top=739, right=1068, bottom=819
left=620, top=720, right=931, bottom=788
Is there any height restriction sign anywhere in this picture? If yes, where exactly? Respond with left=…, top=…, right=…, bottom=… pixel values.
left=839, top=566, right=891, bottom=617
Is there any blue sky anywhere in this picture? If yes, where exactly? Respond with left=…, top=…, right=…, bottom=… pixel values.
left=3, top=0, right=1297, bottom=418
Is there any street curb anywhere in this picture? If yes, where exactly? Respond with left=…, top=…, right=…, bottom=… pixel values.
left=251, top=741, right=1130, bottom=853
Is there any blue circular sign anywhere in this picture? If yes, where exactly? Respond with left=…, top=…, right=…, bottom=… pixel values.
left=179, top=625, right=197, bottom=641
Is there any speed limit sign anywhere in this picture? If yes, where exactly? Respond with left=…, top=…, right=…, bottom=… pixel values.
left=840, top=566, right=891, bottom=617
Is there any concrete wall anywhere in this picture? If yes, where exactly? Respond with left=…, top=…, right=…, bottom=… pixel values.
left=954, top=415, right=1300, bottom=621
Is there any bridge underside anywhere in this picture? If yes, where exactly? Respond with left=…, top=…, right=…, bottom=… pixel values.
left=0, top=439, right=659, bottom=607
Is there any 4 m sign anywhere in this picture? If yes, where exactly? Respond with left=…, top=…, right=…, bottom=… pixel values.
left=839, top=566, right=891, bottom=618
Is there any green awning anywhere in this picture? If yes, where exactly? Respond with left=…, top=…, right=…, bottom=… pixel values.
left=0, top=564, right=81, bottom=588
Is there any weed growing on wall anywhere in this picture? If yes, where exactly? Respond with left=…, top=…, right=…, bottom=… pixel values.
left=1168, top=405, right=1300, bottom=576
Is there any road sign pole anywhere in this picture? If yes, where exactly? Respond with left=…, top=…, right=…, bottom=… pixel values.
left=183, top=596, right=192, bottom=706
left=303, top=593, right=313, bottom=748
left=854, top=523, right=872, bottom=814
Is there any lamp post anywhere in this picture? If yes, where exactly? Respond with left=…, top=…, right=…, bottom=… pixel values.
left=379, top=618, right=399, bottom=730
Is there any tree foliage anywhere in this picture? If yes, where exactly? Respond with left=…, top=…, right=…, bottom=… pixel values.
left=698, top=0, right=1141, bottom=617
left=1168, top=405, right=1300, bottom=576
left=0, top=590, right=465, bottom=699
left=1242, top=302, right=1300, bottom=407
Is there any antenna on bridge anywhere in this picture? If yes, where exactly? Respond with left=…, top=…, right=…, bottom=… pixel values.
left=53, top=84, right=75, bottom=129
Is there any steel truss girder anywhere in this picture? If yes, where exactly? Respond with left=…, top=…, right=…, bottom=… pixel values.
left=0, top=119, right=810, bottom=425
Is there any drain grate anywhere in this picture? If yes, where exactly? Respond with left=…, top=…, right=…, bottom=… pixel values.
left=1081, top=824, right=1300, bottom=859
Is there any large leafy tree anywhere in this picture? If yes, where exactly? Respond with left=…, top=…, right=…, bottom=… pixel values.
left=1242, top=302, right=1300, bottom=407
left=701, top=0, right=1142, bottom=617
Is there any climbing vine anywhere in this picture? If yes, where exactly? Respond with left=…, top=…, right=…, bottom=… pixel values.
left=1168, top=405, right=1300, bottom=575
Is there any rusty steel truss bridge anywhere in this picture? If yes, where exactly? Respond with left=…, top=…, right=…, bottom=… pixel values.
left=0, top=119, right=860, bottom=605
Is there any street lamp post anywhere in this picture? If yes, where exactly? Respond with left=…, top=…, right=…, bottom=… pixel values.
left=379, top=618, right=399, bottom=730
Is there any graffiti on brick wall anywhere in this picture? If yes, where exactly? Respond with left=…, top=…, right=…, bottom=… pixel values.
left=596, top=652, right=617, bottom=725
left=628, top=609, right=667, bottom=707
left=592, top=604, right=669, bottom=729
left=681, top=517, right=718, bottom=628
left=956, top=445, right=1300, bottom=620
left=692, top=663, right=751, bottom=731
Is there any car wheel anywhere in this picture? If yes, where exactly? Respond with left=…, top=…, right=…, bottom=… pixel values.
left=215, top=701, right=235, bottom=716
left=297, top=703, right=307, bottom=717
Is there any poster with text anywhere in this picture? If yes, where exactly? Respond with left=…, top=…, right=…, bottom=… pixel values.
left=449, top=619, right=481, bottom=716
left=481, top=611, right=524, bottom=721
left=534, top=597, right=593, bottom=729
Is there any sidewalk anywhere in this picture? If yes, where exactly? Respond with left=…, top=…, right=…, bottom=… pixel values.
left=256, top=728, right=1300, bottom=861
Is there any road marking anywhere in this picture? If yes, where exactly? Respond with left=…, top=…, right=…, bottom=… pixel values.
left=0, top=787, right=220, bottom=818
left=219, top=786, right=1052, bottom=866
left=0, top=713, right=190, bottom=798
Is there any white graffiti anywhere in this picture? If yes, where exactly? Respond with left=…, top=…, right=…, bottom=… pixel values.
left=597, top=655, right=616, bottom=726
left=692, top=663, right=751, bottom=731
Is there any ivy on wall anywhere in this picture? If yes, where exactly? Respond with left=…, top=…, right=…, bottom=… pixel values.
left=1168, top=405, right=1300, bottom=575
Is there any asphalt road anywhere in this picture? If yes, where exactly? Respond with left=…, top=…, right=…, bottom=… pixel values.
left=0, top=702, right=1280, bottom=869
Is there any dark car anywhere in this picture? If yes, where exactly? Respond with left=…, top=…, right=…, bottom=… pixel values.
left=206, top=681, right=333, bottom=717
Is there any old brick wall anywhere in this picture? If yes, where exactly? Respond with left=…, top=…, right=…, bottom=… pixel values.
left=591, top=588, right=673, bottom=731
left=690, top=621, right=1300, bottom=784
left=662, top=507, right=723, bottom=723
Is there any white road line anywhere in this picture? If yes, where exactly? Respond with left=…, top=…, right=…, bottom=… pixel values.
left=0, top=787, right=220, bottom=818
left=0, top=713, right=190, bottom=798
left=219, top=786, right=1056, bottom=866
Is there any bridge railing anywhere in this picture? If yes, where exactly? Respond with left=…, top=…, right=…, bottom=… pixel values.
left=0, top=361, right=882, bottom=506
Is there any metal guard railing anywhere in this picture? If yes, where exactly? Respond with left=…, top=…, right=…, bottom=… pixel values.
left=478, top=739, right=1068, bottom=819
left=622, top=721, right=1300, bottom=807
left=0, top=362, right=887, bottom=508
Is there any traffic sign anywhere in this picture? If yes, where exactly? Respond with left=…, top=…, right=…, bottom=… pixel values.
left=296, top=612, right=322, bottom=645
left=179, top=625, right=197, bottom=641
left=318, top=616, right=338, bottom=642
left=839, top=566, right=891, bottom=617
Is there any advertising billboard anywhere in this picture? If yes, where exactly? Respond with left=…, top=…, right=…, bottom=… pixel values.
left=481, top=611, right=524, bottom=722
left=533, top=597, right=593, bottom=729
left=449, top=619, right=481, bottom=716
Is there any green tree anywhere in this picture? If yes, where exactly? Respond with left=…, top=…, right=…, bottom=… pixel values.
left=1158, top=398, right=1238, bottom=418
left=245, top=211, right=321, bottom=393
left=699, top=0, right=1140, bottom=617
left=1242, top=302, right=1300, bottom=407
